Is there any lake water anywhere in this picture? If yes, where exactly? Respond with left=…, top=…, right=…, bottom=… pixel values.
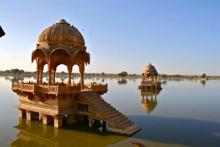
left=0, top=76, right=220, bottom=147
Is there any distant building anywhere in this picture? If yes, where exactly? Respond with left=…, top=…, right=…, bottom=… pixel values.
left=139, top=64, right=161, bottom=91
left=139, top=64, right=162, bottom=113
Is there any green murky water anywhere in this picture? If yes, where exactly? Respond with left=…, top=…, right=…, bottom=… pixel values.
left=1, top=76, right=220, bottom=147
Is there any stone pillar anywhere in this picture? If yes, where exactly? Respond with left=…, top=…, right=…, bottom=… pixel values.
left=36, top=60, right=40, bottom=84
left=39, top=65, right=44, bottom=84
left=52, top=67, right=56, bottom=85
left=54, top=115, right=63, bottom=128
left=79, top=64, right=85, bottom=89
left=67, top=66, right=72, bottom=86
left=48, top=65, right=52, bottom=85
left=42, top=114, right=48, bottom=125
left=26, top=111, right=32, bottom=121
left=18, top=109, right=23, bottom=119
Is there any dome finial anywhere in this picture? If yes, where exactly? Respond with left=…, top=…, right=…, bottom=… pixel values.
left=58, top=19, right=69, bottom=24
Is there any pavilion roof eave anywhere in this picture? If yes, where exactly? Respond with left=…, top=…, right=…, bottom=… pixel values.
left=31, top=48, right=49, bottom=63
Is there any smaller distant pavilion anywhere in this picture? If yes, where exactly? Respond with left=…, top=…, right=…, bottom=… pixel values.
left=139, top=63, right=161, bottom=91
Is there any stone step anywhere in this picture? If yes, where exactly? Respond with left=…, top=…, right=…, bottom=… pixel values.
left=125, top=125, right=140, bottom=134
left=94, top=99, right=108, bottom=104
left=116, top=120, right=133, bottom=129
left=90, top=102, right=111, bottom=109
left=109, top=115, right=129, bottom=124
left=105, top=111, right=121, bottom=118
left=94, top=100, right=111, bottom=107
left=83, top=92, right=140, bottom=135
left=101, top=108, right=117, bottom=114
left=111, top=120, right=131, bottom=129
left=109, top=115, right=128, bottom=123
left=96, top=104, right=116, bottom=111
left=98, top=104, right=113, bottom=108
left=98, top=109, right=116, bottom=115
left=108, top=125, right=140, bottom=136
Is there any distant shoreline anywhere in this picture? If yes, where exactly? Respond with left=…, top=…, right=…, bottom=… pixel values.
left=0, top=70, right=220, bottom=80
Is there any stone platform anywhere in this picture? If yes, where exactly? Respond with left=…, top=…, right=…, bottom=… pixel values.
left=12, top=82, right=140, bottom=135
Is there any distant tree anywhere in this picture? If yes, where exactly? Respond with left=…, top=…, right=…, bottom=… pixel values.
left=5, top=70, right=10, bottom=73
left=160, top=74, right=167, bottom=78
left=201, top=73, right=206, bottom=79
left=61, top=71, right=66, bottom=75
left=117, top=79, right=127, bottom=85
left=129, top=73, right=136, bottom=76
left=118, top=71, right=128, bottom=77
left=10, top=69, right=24, bottom=74
left=101, top=72, right=105, bottom=76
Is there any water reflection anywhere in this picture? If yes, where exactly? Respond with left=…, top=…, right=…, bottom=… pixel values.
left=11, top=119, right=187, bottom=147
left=11, top=119, right=127, bottom=147
left=140, top=90, right=161, bottom=114
left=117, top=79, right=128, bottom=85
left=200, top=80, right=206, bottom=86
left=4, top=75, right=24, bottom=82
left=132, top=115, right=220, bottom=147
left=1, top=76, right=220, bottom=147
left=160, top=80, right=167, bottom=85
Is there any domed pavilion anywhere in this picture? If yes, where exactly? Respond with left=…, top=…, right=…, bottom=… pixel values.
left=12, top=19, right=140, bottom=135
left=32, top=19, right=90, bottom=88
left=139, top=63, right=161, bottom=91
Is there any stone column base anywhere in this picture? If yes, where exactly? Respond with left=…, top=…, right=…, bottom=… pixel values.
left=54, top=115, right=63, bottom=128
left=26, top=111, right=32, bottom=121
left=42, top=114, right=48, bottom=125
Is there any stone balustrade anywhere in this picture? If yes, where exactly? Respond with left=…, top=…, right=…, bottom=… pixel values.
left=141, top=81, right=159, bottom=85
left=91, top=83, right=108, bottom=92
left=12, top=82, right=107, bottom=95
left=84, top=82, right=108, bottom=92
left=12, top=82, right=36, bottom=93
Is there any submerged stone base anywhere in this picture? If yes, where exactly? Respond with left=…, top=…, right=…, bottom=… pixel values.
left=13, top=83, right=140, bottom=135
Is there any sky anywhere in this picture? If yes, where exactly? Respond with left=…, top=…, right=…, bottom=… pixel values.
left=0, top=0, right=219, bottom=75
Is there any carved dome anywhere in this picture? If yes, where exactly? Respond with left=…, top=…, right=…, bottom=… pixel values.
left=32, top=19, right=90, bottom=67
left=143, top=64, right=158, bottom=76
left=31, top=19, right=90, bottom=86
left=38, top=19, right=85, bottom=49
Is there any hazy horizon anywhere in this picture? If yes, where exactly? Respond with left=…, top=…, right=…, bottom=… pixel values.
left=0, top=0, right=219, bottom=75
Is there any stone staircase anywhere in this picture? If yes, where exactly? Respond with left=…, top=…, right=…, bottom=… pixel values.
left=82, top=92, right=140, bottom=135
